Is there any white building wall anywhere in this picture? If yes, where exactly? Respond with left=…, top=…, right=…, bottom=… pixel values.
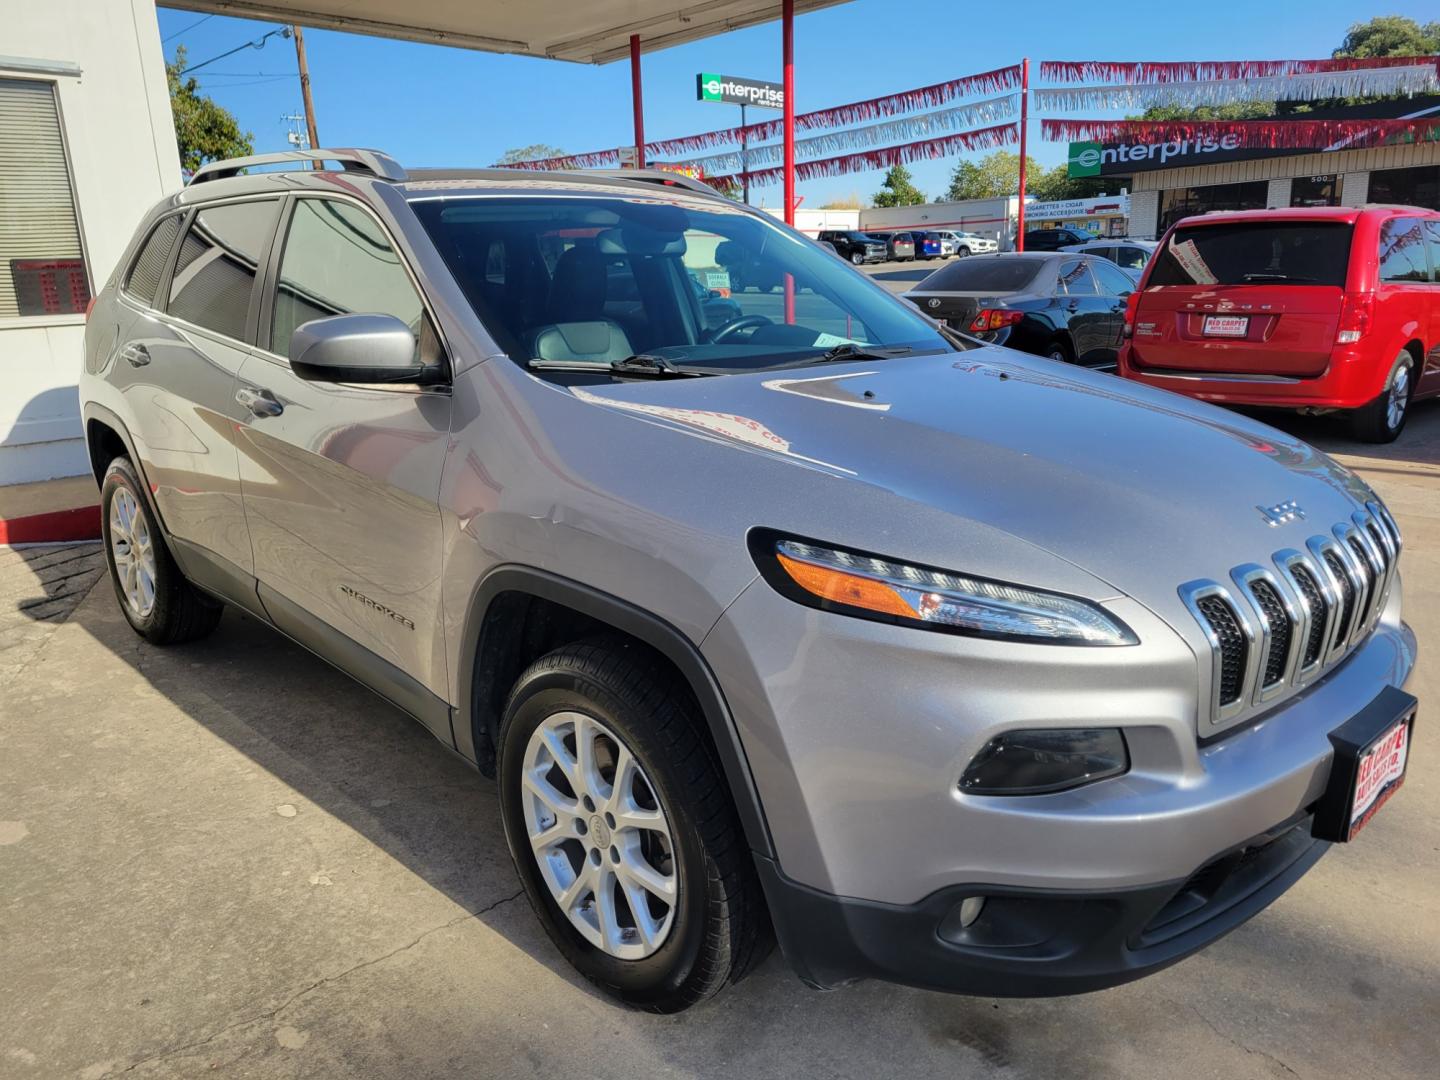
left=764, top=207, right=861, bottom=236
left=1, top=0, right=181, bottom=485
left=1340, top=171, right=1370, bottom=207
left=859, top=197, right=1018, bottom=246
left=1265, top=177, right=1292, bottom=208
left=1126, top=190, right=1160, bottom=239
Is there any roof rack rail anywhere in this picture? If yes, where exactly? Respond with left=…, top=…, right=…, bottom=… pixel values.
left=189, top=148, right=407, bottom=185
left=585, top=169, right=724, bottom=198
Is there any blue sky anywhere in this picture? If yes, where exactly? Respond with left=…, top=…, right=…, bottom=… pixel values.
left=159, top=1, right=1437, bottom=205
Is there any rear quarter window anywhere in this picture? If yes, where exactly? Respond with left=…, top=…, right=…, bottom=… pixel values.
left=1148, top=222, right=1352, bottom=287
left=123, top=215, right=182, bottom=307
left=1378, top=217, right=1431, bottom=283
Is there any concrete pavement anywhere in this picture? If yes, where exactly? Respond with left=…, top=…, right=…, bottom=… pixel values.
left=1, top=409, right=1437, bottom=1079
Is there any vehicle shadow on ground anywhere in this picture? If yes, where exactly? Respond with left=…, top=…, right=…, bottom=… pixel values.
left=1258, top=396, right=1440, bottom=472
left=865, top=264, right=936, bottom=285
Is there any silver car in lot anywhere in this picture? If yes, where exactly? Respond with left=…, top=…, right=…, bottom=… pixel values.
left=80, top=149, right=1417, bottom=1012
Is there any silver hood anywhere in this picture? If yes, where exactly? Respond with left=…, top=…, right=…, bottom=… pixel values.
left=572, top=347, right=1377, bottom=629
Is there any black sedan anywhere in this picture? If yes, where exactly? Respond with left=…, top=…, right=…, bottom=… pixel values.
left=901, top=252, right=1137, bottom=368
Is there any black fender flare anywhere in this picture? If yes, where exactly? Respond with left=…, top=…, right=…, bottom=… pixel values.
left=456, top=565, right=775, bottom=859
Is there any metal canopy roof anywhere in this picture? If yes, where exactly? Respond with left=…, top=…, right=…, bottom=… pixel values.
left=165, top=0, right=848, bottom=64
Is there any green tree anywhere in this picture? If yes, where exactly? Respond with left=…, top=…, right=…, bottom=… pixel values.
left=1027, top=163, right=1114, bottom=202
left=498, top=143, right=568, bottom=164
left=944, top=150, right=1041, bottom=201
left=871, top=164, right=926, bottom=207
left=167, top=47, right=253, bottom=173
left=1333, top=15, right=1440, bottom=58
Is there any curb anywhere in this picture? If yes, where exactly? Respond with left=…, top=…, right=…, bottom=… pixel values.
left=0, top=505, right=103, bottom=545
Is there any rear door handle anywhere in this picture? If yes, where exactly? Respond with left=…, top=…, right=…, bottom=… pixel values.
left=236, top=386, right=284, bottom=418
left=119, top=343, right=150, bottom=367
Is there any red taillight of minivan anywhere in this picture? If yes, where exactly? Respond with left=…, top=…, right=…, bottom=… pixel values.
left=1336, top=292, right=1374, bottom=344
left=1122, top=291, right=1141, bottom=338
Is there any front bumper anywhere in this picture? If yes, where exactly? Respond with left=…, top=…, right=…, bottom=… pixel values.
left=758, top=810, right=1326, bottom=994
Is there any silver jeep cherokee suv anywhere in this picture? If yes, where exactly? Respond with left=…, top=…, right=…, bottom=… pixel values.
left=80, top=149, right=1417, bottom=1012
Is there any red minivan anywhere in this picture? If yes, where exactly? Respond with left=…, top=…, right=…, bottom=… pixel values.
left=1118, top=205, right=1440, bottom=442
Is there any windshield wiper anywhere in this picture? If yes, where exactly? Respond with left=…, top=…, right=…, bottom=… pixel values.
left=527, top=354, right=708, bottom=378
left=800, top=343, right=917, bottom=365
left=1241, top=272, right=1316, bottom=282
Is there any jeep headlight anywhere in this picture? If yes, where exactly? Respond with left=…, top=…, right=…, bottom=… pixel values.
left=751, top=533, right=1136, bottom=646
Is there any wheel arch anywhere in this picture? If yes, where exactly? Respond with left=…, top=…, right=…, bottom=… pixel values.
left=457, top=565, right=775, bottom=859
left=83, top=404, right=170, bottom=537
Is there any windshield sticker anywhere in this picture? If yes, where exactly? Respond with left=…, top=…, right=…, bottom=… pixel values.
left=811, top=332, right=866, bottom=348
left=1169, top=239, right=1218, bottom=285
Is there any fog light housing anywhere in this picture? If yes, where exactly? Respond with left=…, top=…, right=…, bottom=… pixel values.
left=959, top=728, right=1129, bottom=796
left=958, top=895, right=986, bottom=927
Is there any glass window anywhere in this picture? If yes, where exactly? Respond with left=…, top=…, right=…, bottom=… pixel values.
left=922, top=258, right=1042, bottom=292
left=168, top=199, right=281, bottom=340
left=1290, top=174, right=1339, bottom=208
left=1091, top=259, right=1136, bottom=296
left=1427, top=222, right=1440, bottom=282
left=1057, top=260, right=1097, bottom=295
left=1112, top=246, right=1150, bottom=270
left=1158, top=181, right=1268, bottom=233
left=271, top=198, right=425, bottom=359
left=1378, top=217, right=1431, bottom=284
left=1368, top=166, right=1440, bottom=211
left=0, top=78, right=90, bottom=318
left=1149, top=222, right=1352, bottom=288
left=411, top=196, right=951, bottom=376
left=124, top=215, right=183, bottom=307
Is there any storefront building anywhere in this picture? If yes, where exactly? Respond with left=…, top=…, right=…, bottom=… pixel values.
left=1069, top=96, right=1440, bottom=240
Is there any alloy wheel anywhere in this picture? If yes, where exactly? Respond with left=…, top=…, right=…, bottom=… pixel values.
left=520, top=711, right=677, bottom=960
left=109, top=487, right=157, bottom=618
left=1387, top=361, right=1411, bottom=431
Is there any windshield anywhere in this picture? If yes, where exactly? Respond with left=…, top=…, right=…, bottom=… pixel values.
left=1149, top=222, right=1352, bottom=287
left=921, top=257, right=1043, bottom=293
left=412, top=195, right=949, bottom=375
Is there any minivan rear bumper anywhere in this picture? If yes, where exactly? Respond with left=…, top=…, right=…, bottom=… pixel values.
left=1118, top=342, right=1382, bottom=410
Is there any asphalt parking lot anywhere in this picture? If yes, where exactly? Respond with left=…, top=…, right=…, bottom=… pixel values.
left=3, top=403, right=1438, bottom=1078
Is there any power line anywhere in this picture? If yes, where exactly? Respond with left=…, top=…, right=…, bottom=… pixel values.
left=162, top=13, right=212, bottom=43
left=183, top=26, right=292, bottom=75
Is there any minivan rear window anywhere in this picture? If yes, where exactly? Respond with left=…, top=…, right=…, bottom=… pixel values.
left=1148, top=222, right=1352, bottom=287
left=922, top=258, right=1042, bottom=292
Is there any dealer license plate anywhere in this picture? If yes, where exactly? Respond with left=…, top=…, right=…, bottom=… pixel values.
left=1313, top=687, right=1416, bottom=843
left=1348, top=718, right=1409, bottom=838
left=1202, top=314, right=1249, bottom=338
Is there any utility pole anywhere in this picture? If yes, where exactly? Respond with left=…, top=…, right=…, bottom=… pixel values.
left=293, top=25, right=320, bottom=152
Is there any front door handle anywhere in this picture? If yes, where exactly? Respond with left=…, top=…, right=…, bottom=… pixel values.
left=119, top=343, right=150, bottom=367
left=236, top=386, right=284, bottom=418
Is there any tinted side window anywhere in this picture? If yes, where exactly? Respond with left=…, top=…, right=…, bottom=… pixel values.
left=271, top=198, right=424, bottom=359
left=1057, top=260, right=1097, bottom=295
left=1113, top=246, right=1149, bottom=270
left=1427, top=222, right=1440, bottom=283
left=168, top=199, right=281, bottom=339
left=1091, top=259, right=1136, bottom=296
left=1378, top=217, right=1430, bottom=284
left=123, top=215, right=182, bottom=307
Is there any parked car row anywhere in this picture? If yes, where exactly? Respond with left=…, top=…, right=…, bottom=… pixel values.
left=913, top=205, right=1440, bottom=444
left=815, top=228, right=1000, bottom=263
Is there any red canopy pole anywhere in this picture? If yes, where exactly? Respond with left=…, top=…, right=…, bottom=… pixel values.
left=630, top=34, right=646, bottom=169
left=782, top=0, right=796, bottom=324
left=1016, top=57, right=1028, bottom=251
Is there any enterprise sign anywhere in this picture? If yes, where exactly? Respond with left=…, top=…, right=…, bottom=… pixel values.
left=697, top=72, right=784, bottom=109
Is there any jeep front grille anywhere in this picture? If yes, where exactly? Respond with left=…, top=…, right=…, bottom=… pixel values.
left=1179, top=508, right=1400, bottom=728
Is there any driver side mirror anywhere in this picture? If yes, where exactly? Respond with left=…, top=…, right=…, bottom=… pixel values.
left=288, top=314, right=443, bottom=385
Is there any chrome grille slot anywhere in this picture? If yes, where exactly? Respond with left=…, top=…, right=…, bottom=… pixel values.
left=1248, top=580, right=1291, bottom=689
left=1181, top=506, right=1401, bottom=729
left=1323, top=549, right=1358, bottom=645
left=1289, top=562, right=1328, bottom=669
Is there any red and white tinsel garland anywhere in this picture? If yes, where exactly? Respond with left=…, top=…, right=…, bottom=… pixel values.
left=497, top=64, right=1022, bottom=169
left=675, top=95, right=1017, bottom=174
left=1034, top=65, right=1439, bottom=111
left=1040, top=117, right=1440, bottom=149
left=709, top=122, right=1018, bottom=188
left=1039, top=56, right=1440, bottom=85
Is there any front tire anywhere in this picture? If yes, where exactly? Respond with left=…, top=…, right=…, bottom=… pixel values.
left=498, top=639, right=767, bottom=1012
left=957, top=246, right=971, bottom=258
left=1348, top=350, right=1414, bottom=444
left=849, top=250, right=865, bottom=266
left=100, top=456, right=222, bottom=644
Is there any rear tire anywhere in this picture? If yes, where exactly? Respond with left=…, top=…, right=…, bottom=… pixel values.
left=1046, top=338, right=1075, bottom=365
left=1348, top=350, right=1414, bottom=444
left=100, top=456, right=222, bottom=645
left=497, top=638, right=769, bottom=1012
